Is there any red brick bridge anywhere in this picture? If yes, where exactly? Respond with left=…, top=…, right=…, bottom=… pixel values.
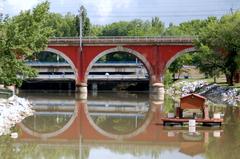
left=46, top=37, right=194, bottom=98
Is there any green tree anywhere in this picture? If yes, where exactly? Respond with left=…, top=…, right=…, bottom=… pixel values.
left=193, top=45, right=223, bottom=82
left=98, top=52, right=136, bottom=62
left=0, top=1, right=53, bottom=86
left=163, top=70, right=173, bottom=88
left=168, top=54, right=193, bottom=80
left=101, top=21, right=129, bottom=36
left=89, top=24, right=103, bottom=36
left=164, top=17, right=217, bottom=36
left=76, top=6, right=90, bottom=36
left=150, top=17, right=165, bottom=35
left=165, top=17, right=220, bottom=81
left=101, top=18, right=165, bottom=36
left=196, top=12, right=240, bottom=85
left=48, top=12, right=78, bottom=37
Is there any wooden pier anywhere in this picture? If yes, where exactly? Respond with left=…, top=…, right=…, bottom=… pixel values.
left=161, top=94, right=224, bottom=127
left=161, top=118, right=223, bottom=126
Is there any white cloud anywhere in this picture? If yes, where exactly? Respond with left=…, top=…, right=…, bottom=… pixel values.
left=3, top=0, right=43, bottom=15
left=82, top=0, right=133, bottom=24
left=59, top=0, right=65, bottom=6
left=0, top=2, right=3, bottom=13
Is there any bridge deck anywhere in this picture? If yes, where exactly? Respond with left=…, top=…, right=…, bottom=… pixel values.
left=49, top=37, right=193, bottom=45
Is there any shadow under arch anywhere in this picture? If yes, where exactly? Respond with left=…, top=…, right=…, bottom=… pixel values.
left=19, top=101, right=79, bottom=139
left=164, top=47, right=196, bottom=73
left=83, top=101, right=155, bottom=140
left=43, top=47, right=78, bottom=81
left=84, top=46, right=154, bottom=84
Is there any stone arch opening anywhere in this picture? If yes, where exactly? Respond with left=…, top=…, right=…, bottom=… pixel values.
left=44, top=48, right=78, bottom=78
left=164, top=47, right=197, bottom=80
left=22, top=48, right=78, bottom=90
left=85, top=46, right=154, bottom=91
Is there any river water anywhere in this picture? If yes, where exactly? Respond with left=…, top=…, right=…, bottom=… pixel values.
left=0, top=91, right=239, bottom=159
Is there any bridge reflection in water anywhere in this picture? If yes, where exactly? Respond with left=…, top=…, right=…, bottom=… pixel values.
left=14, top=92, right=223, bottom=159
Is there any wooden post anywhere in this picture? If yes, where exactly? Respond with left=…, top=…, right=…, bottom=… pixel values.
left=176, top=107, right=180, bottom=118
left=204, top=105, right=209, bottom=119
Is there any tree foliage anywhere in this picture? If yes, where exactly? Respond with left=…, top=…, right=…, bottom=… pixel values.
left=76, top=6, right=91, bottom=36
left=0, top=1, right=53, bottom=86
left=100, top=17, right=164, bottom=36
left=193, top=45, right=223, bottom=82
left=196, top=12, right=240, bottom=85
left=98, top=52, right=136, bottom=62
left=168, top=54, right=193, bottom=80
left=47, top=12, right=78, bottom=37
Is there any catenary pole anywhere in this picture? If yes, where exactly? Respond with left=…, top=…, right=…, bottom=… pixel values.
left=79, top=6, right=84, bottom=53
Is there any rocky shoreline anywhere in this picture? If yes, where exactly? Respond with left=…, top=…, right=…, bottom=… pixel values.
left=0, top=95, right=34, bottom=137
left=166, top=80, right=240, bottom=106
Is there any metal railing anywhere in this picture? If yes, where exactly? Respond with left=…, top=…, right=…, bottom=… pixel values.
left=49, top=36, right=194, bottom=44
left=26, top=61, right=144, bottom=66
left=30, top=74, right=148, bottom=81
left=26, top=61, right=69, bottom=66
left=52, top=35, right=194, bottom=39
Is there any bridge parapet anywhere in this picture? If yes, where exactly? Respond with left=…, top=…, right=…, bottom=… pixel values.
left=49, top=36, right=194, bottom=46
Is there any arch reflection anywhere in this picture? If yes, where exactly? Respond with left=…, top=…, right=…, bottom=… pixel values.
left=85, top=92, right=153, bottom=139
left=19, top=92, right=77, bottom=138
left=19, top=92, right=155, bottom=140
left=14, top=92, right=226, bottom=159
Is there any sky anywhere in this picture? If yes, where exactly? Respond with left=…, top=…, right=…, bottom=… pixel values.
left=1, top=0, right=240, bottom=26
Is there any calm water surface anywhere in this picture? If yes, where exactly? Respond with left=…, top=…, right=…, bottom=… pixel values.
left=0, top=91, right=239, bottom=159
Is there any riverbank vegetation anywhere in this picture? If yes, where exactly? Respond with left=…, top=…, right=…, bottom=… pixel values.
left=1, top=2, right=240, bottom=87
left=0, top=2, right=53, bottom=87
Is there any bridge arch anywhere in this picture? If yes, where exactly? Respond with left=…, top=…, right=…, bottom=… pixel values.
left=43, top=48, right=78, bottom=81
left=164, top=47, right=196, bottom=73
left=19, top=100, right=78, bottom=138
left=84, top=46, right=154, bottom=83
left=83, top=102, right=154, bottom=140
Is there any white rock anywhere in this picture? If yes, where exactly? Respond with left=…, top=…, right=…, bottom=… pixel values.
left=0, top=95, right=33, bottom=136
left=11, top=132, right=18, bottom=139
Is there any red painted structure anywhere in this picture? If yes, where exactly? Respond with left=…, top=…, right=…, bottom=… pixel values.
left=47, top=37, right=194, bottom=87
left=19, top=100, right=164, bottom=141
left=18, top=100, right=215, bottom=154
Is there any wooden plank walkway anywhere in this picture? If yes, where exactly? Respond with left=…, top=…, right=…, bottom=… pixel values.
left=160, top=118, right=223, bottom=126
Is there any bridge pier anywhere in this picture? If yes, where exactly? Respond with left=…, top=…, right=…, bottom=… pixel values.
left=151, top=83, right=165, bottom=101
left=76, top=83, right=88, bottom=100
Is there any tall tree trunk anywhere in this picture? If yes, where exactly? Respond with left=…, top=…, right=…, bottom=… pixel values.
left=225, top=50, right=237, bottom=86
left=230, top=74, right=234, bottom=86
left=226, top=73, right=234, bottom=86
left=234, top=71, right=240, bottom=83
left=177, top=71, right=181, bottom=80
left=213, top=76, right=216, bottom=83
left=172, top=73, right=175, bottom=80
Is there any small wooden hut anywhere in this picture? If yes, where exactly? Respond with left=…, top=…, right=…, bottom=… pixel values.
left=176, top=94, right=209, bottom=119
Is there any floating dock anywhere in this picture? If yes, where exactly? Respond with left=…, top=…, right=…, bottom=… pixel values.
left=160, top=93, right=224, bottom=127
left=161, top=118, right=223, bottom=126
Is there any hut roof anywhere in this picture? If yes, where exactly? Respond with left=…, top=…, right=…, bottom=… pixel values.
left=181, top=93, right=206, bottom=100
left=180, top=93, right=206, bottom=110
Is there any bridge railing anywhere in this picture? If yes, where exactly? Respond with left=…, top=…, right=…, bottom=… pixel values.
left=52, top=35, right=194, bottom=39
left=83, top=35, right=194, bottom=40
left=26, top=61, right=69, bottom=66
left=25, top=61, right=144, bottom=66
left=49, top=36, right=194, bottom=44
